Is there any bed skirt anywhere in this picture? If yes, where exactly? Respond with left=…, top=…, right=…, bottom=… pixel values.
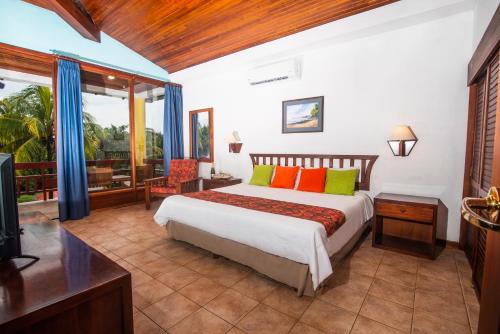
left=166, top=219, right=371, bottom=296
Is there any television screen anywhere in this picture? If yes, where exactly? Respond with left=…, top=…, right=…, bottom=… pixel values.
left=0, top=153, right=21, bottom=261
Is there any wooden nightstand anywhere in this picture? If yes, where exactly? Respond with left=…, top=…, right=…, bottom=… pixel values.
left=203, top=178, right=242, bottom=190
left=372, top=193, right=447, bottom=259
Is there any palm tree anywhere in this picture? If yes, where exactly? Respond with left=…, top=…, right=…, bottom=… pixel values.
left=0, top=86, right=54, bottom=162
left=82, top=112, right=102, bottom=160
left=0, top=85, right=101, bottom=162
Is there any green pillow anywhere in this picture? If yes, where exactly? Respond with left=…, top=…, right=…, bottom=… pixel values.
left=249, top=165, right=275, bottom=186
left=324, top=169, right=358, bottom=196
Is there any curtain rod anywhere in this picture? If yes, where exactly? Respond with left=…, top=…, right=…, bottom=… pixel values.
left=51, top=49, right=181, bottom=88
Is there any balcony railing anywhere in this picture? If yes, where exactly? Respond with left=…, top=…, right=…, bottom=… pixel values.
left=14, top=159, right=164, bottom=201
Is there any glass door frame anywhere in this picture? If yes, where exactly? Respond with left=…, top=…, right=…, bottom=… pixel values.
left=0, top=42, right=182, bottom=208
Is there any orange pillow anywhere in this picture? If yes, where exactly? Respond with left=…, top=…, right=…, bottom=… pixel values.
left=271, top=166, right=300, bottom=189
left=297, top=168, right=327, bottom=193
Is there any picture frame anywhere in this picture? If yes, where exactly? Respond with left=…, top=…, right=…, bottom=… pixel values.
left=282, top=96, right=324, bottom=133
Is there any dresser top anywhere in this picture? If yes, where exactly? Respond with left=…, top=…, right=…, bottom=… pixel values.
left=375, top=193, right=439, bottom=206
left=0, top=222, right=130, bottom=326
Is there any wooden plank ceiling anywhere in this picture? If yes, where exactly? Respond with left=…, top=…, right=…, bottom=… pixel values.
left=27, top=0, right=398, bottom=73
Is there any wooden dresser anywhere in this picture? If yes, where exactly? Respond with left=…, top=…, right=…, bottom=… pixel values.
left=0, top=222, right=133, bottom=334
left=372, top=193, right=448, bottom=259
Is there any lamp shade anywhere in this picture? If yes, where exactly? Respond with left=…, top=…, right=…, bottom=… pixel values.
left=389, top=125, right=417, bottom=141
left=387, top=125, right=417, bottom=156
left=225, top=131, right=241, bottom=143
left=227, top=130, right=243, bottom=153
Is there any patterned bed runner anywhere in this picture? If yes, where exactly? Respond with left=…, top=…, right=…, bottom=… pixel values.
left=182, top=190, right=346, bottom=237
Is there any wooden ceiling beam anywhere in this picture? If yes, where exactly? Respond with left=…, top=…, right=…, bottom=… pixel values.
left=29, top=0, right=399, bottom=72
left=45, top=0, right=101, bottom=42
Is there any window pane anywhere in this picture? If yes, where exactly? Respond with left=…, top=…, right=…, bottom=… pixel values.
left=81, top=70, right=131, bottom=192
left=134, top=81, right=164, bottom=185
left=0, top=67, right=56, bottom=203
left=197, top=112, right=210, bottom=160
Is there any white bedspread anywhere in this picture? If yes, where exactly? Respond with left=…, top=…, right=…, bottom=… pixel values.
left=154, top=183, right=373, bottom=289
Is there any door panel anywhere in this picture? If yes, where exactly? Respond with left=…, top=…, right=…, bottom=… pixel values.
left=463, top=51, right=499, bottom=298
left=464, top=49, right=500, bottom=334
left=482, top=54, right=498, bottom=190
left=463, top=6, right=500, bottom=332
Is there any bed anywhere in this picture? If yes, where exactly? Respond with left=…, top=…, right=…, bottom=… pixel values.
left=154, top=153, right=378, bottom=296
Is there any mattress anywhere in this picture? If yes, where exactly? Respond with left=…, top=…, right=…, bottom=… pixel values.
left=154, top=183, right=373, bottom=289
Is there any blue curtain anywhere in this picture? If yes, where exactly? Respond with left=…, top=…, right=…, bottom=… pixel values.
left=163, top=84, right=184, bottom=176
left=191, top=113, right=199, bottom=159
left=57, top=59, right=89, bottom=221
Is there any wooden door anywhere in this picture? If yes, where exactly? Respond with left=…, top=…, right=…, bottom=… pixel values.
left=462, top=49, right=500, bottom=334
left=462, top=51, right=499, bottom=295
left=477, top=50, right=500, bottom=334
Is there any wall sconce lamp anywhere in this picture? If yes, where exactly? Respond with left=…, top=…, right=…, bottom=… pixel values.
left=387, top=125, right=418, bottom=156
left=227, top=131, right=243, bottom=153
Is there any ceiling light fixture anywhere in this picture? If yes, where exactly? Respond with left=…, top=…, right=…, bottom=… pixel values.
left=107, top=75, right=115, bottom=80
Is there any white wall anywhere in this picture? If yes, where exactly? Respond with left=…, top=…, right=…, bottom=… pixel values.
left=171, top=2, right=474, bottom=242
left=472, top=0, right=499, bottom=48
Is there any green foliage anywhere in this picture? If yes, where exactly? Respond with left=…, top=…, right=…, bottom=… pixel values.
left=17, top=194, right=36, bottom=203
left=0, top=85, right=165, bottom=168
left=82, top=112, right=102, bottom=160
left=146, top=129, right=163, bottom=159
left=197, top=123, right=210, bottom=157
left=0, top=86, right=54, bottom=162
left=310, top=103, right=319, bottom=119
left=0, top=85, right=101, bottom=163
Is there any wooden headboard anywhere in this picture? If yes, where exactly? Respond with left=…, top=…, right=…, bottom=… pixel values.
left=250, top=153, right=378, bottom=191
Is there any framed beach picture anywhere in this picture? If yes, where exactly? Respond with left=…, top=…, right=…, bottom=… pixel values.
left=282, top=96, right=324, bottom=133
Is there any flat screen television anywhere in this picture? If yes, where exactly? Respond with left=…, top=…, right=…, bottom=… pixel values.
left=0, top=153, right=22, bottom=261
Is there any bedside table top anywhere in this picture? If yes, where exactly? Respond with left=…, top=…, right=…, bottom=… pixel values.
left=375, top=193, right=439, bottom=206
left=203, top=177, right=242, bottom=182
left=203, top=178, right=242, bottom=190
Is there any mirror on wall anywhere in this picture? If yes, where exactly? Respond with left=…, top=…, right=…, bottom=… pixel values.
left=189, top=108, right=213, bottom=162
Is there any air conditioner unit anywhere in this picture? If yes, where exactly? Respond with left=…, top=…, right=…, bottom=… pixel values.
left=247, top=59, right=301, bottom=86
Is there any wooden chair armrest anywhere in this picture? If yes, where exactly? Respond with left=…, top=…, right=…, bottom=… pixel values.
left=144, top=176, right=169, bottom=188
left=177, top=177, right=201, bottom=194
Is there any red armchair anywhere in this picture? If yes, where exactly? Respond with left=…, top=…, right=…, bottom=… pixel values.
left=144, top=159, right=200, bottom=209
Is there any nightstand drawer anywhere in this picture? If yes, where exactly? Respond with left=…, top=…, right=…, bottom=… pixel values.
left=375, top=202, right=434, bottom=223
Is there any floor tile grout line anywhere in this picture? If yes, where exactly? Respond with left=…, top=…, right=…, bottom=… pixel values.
left=202, top=295, right=258, bottom=330
left=365, top=276, right=416, bottom=309
left=233, top=301, right=260, bottom=333
left=415, top=252, right=476, bottom=331
left=410, top=258, right=420, bottom=334
left=135, top=307, right=168, bottom=333
left=350, top=248, right=418, bottom=333
left=112, top=245, right=202, bottom=333
left=455, top=254, right=475, bottom=333
left=281, top=289, right=314, bottom=334
left=347, top=248, right=382, bottom=334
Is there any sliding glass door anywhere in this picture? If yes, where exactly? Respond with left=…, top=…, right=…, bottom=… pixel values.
left=133, top=80, right=164, bottom=185
left=80, top=69, right=132, bottom=192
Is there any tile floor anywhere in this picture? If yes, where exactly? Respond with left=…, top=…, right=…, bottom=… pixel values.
left=19, top=200, right=480, bottom=334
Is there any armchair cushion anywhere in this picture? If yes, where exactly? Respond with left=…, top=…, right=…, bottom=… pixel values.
left=145, top=159, right=199, bottom=208
left=151, top=186, right=178, bottom=194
